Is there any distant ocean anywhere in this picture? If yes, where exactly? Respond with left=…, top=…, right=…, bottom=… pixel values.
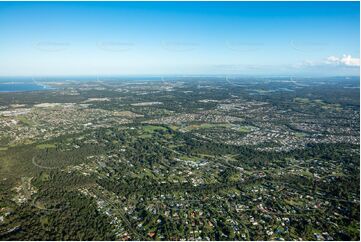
left=0, top=78, right=54, bottom=92
left=0, top=83, right=54, bottom=92
left=0, top=76, right=165, bottom=93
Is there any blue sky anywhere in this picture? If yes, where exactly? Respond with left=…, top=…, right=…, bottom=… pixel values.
left=0, top=1, right=359, bottom=76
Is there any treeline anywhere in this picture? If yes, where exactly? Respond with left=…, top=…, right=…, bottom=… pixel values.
left=1, top=192, right=115, bottom=240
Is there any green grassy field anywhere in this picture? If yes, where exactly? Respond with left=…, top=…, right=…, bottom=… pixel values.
left=36, top=143, right=56, bottom=149
left=17, top=116, right=34, bottom=126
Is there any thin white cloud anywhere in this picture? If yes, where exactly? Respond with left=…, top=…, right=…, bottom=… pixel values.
left=326, top=56, right=339, bottom=63
left=326, top=54, right=360, bottom=66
